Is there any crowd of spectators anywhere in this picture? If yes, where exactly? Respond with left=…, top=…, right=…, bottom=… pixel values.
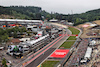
left=86, top=32, right=100, bottom=36
left=68, top=39, right=89, bottom=67
left=91, top=46, right=100, bottom=67
left=92, top=62, right=100, bottom=67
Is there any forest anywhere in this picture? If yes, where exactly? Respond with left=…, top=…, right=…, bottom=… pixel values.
left=1, top=5, right=100, bottom=25
left=0, top=27, right=27, bottom=43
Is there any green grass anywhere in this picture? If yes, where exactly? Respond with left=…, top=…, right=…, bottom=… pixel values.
left=41, top=27, right=80, bottom=67
left=68, top=27, right=80, bottom=35
left=67, top=36, right=76, bottom=40
left=42, top=61, right=59, bottom=67
left=60, top=41, right=75, bottom=48
left=59, top=27, right=80, bottom=49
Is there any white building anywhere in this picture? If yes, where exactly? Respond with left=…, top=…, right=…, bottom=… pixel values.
left=19, top=38, right=30, bottom=42
left=49, top=18, right=58, bottom=22
left=27, top=25, right=40, bottom=32
left=0, top=19, right=43, bottom=25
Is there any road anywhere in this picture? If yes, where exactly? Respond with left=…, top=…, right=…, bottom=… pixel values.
left=26, top=48, right=55, bottom=67
left=25, top=28, right=71, bottom=67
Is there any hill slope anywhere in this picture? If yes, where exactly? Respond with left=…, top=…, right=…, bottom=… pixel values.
left=0, top=6, right=66, bottom=20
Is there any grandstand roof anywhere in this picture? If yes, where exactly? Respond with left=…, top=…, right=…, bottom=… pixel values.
left=84, top=47, right=92, bottom=58
left=0, top=19, right=42, bottom=23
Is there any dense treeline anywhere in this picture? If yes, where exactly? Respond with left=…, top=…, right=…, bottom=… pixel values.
left=0, top=6, right=68, bottom=20
left=1, top=5, right=100, bottom=25
left=72, top=9, right=100, bottom=25
left=0, top=27, right=27, bottom=43
left=0, top=6, right=42, bottom=20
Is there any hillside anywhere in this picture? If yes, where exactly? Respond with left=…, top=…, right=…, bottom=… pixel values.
left=0, top=6, right=42, bottom=20
left=1, top=5, right=100, bottom=25
left=0, top=6, right=66, bottom=20
left=73, top=8, right=100, bottom=25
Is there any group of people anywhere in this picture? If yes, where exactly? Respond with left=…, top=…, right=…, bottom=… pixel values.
left=69, top=39, right=89, bottom=67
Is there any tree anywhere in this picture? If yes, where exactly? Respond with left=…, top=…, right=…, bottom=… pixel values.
left=1, top=34, right=8, bottom=42
left=36, top=13, right=42, bottom=20
left=2, top=58, right=7, bottom=67
left=21, top=27, right=27, bottom=32
left=27, top=32, right=30, bottom=36
left=13, top=31, right=17, bottom=38
left=46, top=15, right=51, bottom=20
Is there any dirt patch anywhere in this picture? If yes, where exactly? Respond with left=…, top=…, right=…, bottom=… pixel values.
left=93, top=20, right=100, bottom=25
left=0, top=14, right=15, bottom=19
left=76, top=22, right=100, bottom=38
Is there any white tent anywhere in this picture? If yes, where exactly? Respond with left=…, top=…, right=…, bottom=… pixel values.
left=90, top=24, right=97, bottom=26
left=27, top=34, right=49, bottom=45
left=80, top=59, right=87, bottom=63
left=19, top=38, right=30, bottom=42
left=49, top=18, right=58, bottom=22
left=84, top=47, right=92, bottom=59
left=90, top=40, right=96, bottom=46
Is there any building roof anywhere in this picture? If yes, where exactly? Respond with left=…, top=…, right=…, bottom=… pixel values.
left=11, top=39, right=21, bottom=43
left=49, top=18, right=58, bottom=22
left=0, top=19, right=42, bottom=23
left=84, top=47, right=92, bottom=58
left=19, top=38, right=30, bottom=42
left=26, top=34, right=49, bottom=45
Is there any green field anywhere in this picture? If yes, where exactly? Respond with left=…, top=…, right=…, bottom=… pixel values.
left=68, top=27, right=80, bottom=35
left=59, top=26, right=80, bottom=49
left=60, top=41, right=75, bottom=48
left=67, top=36, right=76, bottom=40
left=42, top=26, right=80, bottom=67
left=42, top=61, right=59, bottom=67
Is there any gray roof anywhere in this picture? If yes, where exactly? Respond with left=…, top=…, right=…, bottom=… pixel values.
left=0, top=19, right=43, bottom=23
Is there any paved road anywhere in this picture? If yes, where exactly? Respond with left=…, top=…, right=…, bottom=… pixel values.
left=25, top=30, right=71, bottom=67
left=26, top=48, right=56, bottom=67
left=53, top=30, right=71, bottom=48
left=25, top=35, right=64, bottom=67
left=24, top=24, right=72, bottom=67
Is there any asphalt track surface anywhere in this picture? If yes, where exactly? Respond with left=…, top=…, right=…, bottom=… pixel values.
left=26, top=48, right=55, bottom=67
left=25, top=35, right=64, bottom=67
left=25, top=33, right=71, bottom=67
left=24, top=25, right=72, bottom=67
left=25, top=24, right=81, bottom=67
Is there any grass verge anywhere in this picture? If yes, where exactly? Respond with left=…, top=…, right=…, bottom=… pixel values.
left=41, top=26, right=80, bottom=67
left=59, top=26, right=80, bottom=49
left=68, top=27, right=80, bottom=35
left=41, top=61, right=59, bottom=67
left=67, top=36, right=76, bottom=40
left=59, top=41, right=75, bottom=48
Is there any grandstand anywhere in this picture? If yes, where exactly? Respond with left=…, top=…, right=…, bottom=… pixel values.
left=64, top=39, right=89, bottom=67
left=0, top=19, right=43, bottom=25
